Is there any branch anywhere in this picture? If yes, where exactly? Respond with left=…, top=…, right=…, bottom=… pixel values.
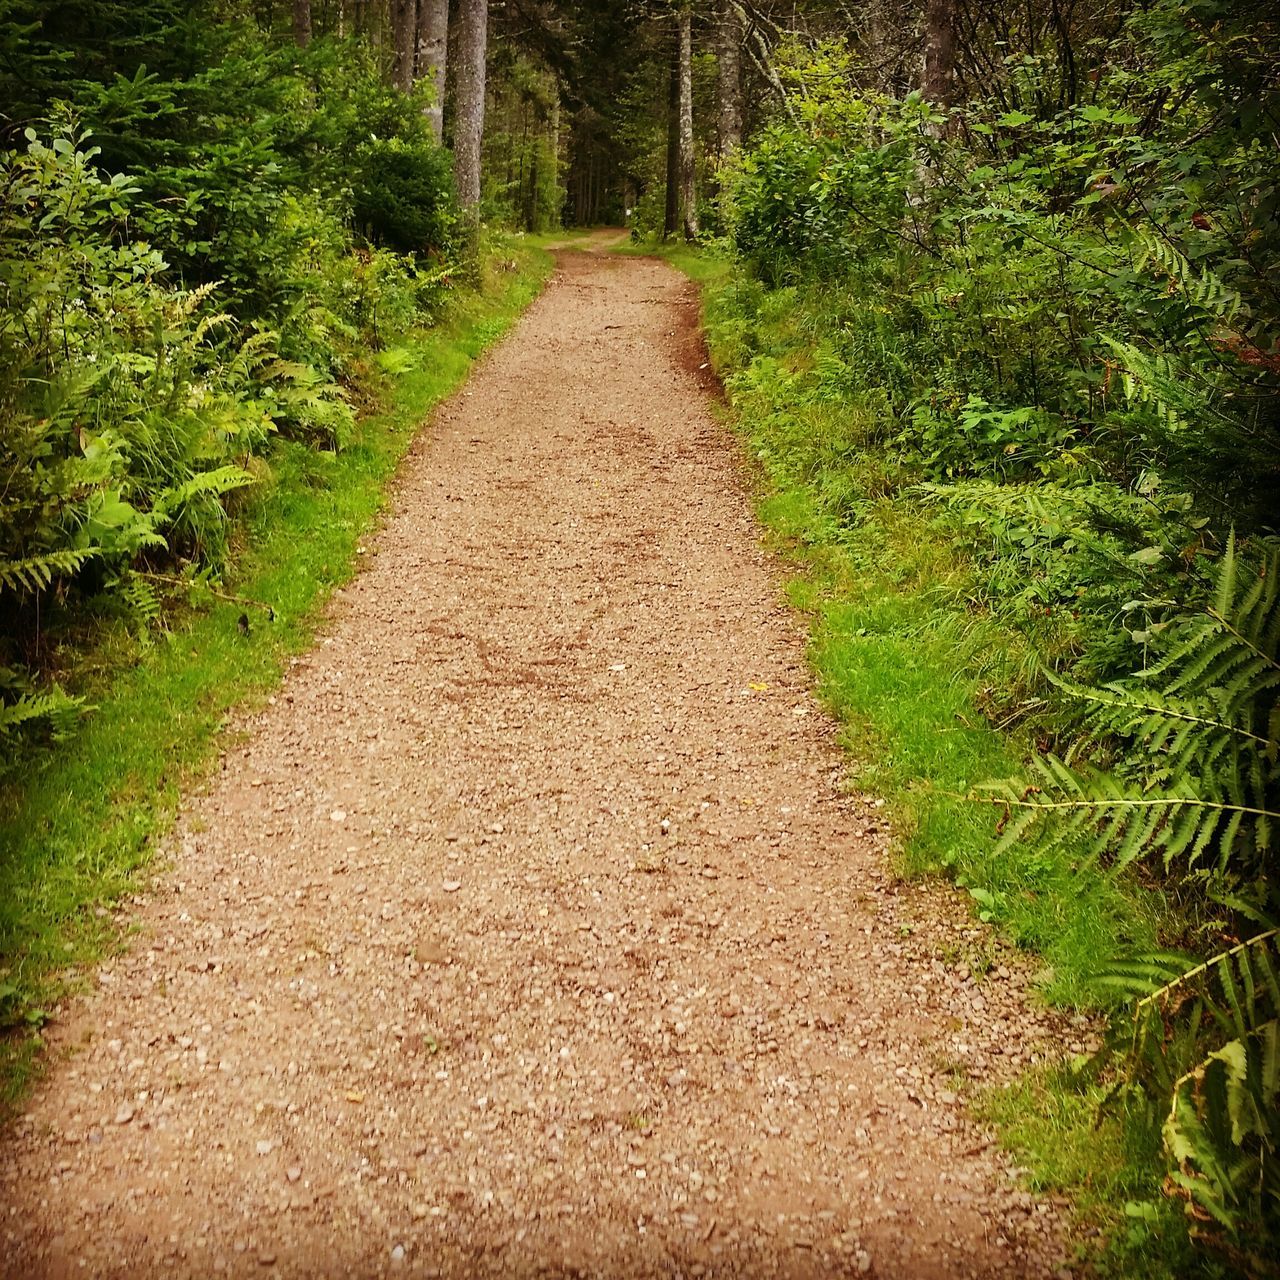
left=730, top=0, right=797, bottom=125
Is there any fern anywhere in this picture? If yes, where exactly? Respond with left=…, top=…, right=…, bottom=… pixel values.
left=118, top=572, right=163, bottom=639
left=0, top=682, right=87, bottom=771
left=152, top=465, right=254, bottom=523
left=0, top=547, right=97, bottom=594
left=190, top=309, right=234, bottom=347
left=264, top=359, right=356, bottom=449
left=1164, top=1008, right=1279, bottom=1270
left=1131, top=226, right=1247, bottom=324
left=1106, top=337, right=1207, bottom=436
left=373, top=346, right=418, bottom=377
left=982, top=537, right=1280, bottom=1262
left=987, top=535, right=1279, bottom=881
left=1126, top=931, right=1280, bottom=1096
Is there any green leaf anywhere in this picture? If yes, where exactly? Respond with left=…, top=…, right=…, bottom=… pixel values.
left=1130, top=546, right=1165, bottom=566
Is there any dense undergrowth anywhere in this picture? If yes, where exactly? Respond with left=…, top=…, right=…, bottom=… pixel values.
left=662, top=0, right=1278, bottom=1271
left=1, top=3, right=460, bottom=765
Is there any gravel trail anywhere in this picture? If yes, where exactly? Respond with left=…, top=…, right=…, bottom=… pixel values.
left=1, top=245, right=1075, bottom=1278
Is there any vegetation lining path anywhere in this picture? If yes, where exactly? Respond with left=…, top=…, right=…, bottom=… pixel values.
left=2, top=243, right=1069, bottom=1277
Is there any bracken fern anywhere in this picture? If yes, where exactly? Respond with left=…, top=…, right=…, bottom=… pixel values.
left=983, top=535, right=1279, bottom=1262
left=989, top=535, right=1278, bottom=883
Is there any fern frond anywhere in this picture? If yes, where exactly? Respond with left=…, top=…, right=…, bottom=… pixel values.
left=1132, top=226, right=1247, bottom=324
left=1047, top=672, right=1270, bottom=754
left=0, top=548, right=97, bottom=594
left=191, top=310, right=234, bottom=346
left=1163, top=1017, right=1280, bottom=1267
left=0, top=686, right=87, bottom=749
left=118, top=573, right=163, bottom=638
left=1133, top=931, right=1280, bottom=1053
left=152, top=466, right=254, bottom=522
left=1093, top=949, right=1200, bottom=1000
left=176, top=280, right=221, bottom=319
left=1105, top=337, right=1197, bottom=434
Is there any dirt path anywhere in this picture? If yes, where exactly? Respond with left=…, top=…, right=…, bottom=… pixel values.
left=1, top=246, right=1074, bottom=1278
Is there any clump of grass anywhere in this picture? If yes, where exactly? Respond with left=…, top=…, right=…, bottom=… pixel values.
left=978, top=1067, right=1197, bottom=1278
left=0, top=241, right=553, bottom=1110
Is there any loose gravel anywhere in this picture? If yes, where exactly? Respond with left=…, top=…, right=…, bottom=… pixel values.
left=0, top=244, right=1081, bottom=1278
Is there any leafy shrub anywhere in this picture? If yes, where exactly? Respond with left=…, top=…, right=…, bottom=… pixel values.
left=0, top=125, right=263, bottom=585
left=0, top=124, right=350, bottom=760
left=351, top=136, right=458, bottom=257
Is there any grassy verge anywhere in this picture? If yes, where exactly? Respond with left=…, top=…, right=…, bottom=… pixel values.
left=977, top=1068, right=1196, bottom=1276
left=654, top=241, right=1188, bottom=1276
left=659, top=242, right=1162, bottom=1002
left=0, top=239, right=553, bottom=1110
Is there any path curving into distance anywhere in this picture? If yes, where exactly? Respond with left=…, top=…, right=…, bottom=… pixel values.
left=1, top=240, right=1072, bottom=1278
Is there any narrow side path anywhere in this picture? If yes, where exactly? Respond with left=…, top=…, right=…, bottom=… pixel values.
left=2, top=249, right=1069, bottom=1278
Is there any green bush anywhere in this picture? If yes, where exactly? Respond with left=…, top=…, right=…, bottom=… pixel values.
left=0, top=113, right=416, bottom=756
left=0, top=0, right=481, bottom=776
left=719, top=1, right=1278, bottom=682
left=0, top=126, right=270, bottom=580
left=352, top=135, right=458, bottom=257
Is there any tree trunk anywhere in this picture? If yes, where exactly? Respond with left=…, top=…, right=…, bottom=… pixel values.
left=453, top=0, right=487, bottom=223
left=293, top=0, right=312, bottom=47
left=677, top=5, right=698, bottom=241
left=921, top=0, right=957, bottom=110
left=663, top=30, right=680, bottom=239
left=715, top=0, right=741, bottom=159
left=416, top=0, right=449, bottom=142
left=549, top=88, right=561, bottom=228
left=392, top=0, right=416, bottom=92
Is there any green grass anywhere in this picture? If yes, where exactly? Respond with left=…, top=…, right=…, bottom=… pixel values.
left=978, top=1068, right=1197, bottom=1278
left=0, top=239, right=554, bottom=1109
left=652, top=241, right=1192, bottom=1274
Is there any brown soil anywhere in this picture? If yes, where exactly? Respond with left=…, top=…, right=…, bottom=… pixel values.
left=0, top=244, right=1077, bottom=1278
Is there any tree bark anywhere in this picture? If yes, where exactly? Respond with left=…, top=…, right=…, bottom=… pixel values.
left=663, top=30, right=680, bottom=239
left=416, top=0, right=449, bottom=142
left=453, top=0, right=488, bottom=222
left=293, top=0, right=312, bottom=47
left=715, top=0, right=742, bottom=159
left=921, top=0, right=957, bottom=109
left=393, top=0, right=416, bottom=93
left=548, top=87, right=561, bottom=228
left=677, top=5, right=698, bottom=241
